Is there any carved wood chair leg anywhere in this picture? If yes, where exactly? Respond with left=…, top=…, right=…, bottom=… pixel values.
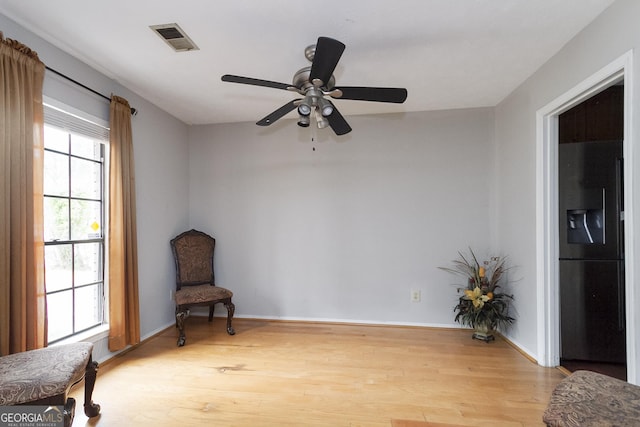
left=176, top=309, right=188, bottom=346
left=208, top=304, right=215, bottom=322
left=225, top=300, right=236, bottom=335
left=83, top=358, right=101, bottom=417
left=63, top=397, right=75, bottom=427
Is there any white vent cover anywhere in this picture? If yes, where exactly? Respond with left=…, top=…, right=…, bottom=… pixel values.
left=150, top=23, right=199, bottom=52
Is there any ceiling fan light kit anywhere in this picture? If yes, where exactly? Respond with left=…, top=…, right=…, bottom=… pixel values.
left=221, top=36, right=408, bottom=136
left=297, top=114, right=310, bottom=128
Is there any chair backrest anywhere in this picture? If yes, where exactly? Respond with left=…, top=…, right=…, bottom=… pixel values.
left=170, top=229, right=215, bottom=290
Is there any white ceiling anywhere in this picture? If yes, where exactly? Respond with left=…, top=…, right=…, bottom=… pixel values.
left=0, top=0, right=615, bottom=126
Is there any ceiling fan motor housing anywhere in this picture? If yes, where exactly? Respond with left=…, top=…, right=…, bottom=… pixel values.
left=292, top=66, right=336, bottom=92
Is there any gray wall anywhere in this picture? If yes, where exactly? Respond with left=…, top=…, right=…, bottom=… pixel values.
left=188, top=108, right=495, bottom=327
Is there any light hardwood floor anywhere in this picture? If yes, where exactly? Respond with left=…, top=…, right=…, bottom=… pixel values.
left=70, top=318, right=565, bottom=426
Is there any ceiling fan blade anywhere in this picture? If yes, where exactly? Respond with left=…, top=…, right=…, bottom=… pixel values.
left=222, top=74, right=292, bottom=91
left=256, top=99, right=300, bottom=126
left=333, top=86, right=408, bottom=103
left=309, top=37, right=346, bottom=87
left=326, top=102, right=352, bottom=136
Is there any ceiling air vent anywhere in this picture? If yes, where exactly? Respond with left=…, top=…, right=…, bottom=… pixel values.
left=150, top=23, right=199, bottom=52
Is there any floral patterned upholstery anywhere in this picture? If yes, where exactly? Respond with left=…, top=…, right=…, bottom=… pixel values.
left=543, top=370, right=640, bottom=426
left=0, top=342, right=92, bottom=405
left=175, top=284, right=233, bottom=306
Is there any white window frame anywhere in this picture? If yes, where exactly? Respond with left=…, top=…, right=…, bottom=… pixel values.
left=43, top=98, right=111, bottom=344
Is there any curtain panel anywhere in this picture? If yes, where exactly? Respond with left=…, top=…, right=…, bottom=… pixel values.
left=0, top=33, right=47, bottom=355
left=108, top=95, right=140, bottom=351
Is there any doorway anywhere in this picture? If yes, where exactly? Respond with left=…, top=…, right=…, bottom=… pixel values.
left=535, top=50, right=636, bottom=384
left=557, top=84, right=626, bottom=380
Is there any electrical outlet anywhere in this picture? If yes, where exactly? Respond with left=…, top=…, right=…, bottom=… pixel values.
left=411, top=289, right=421, bottom=303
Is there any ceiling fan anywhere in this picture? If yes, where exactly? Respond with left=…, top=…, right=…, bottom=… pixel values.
left=221, top=37, right=408, bottom=136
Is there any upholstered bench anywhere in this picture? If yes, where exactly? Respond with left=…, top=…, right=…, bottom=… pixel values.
left=0, top=342, right=100, bottom=427
left=543, top=370, right=640, bottom=426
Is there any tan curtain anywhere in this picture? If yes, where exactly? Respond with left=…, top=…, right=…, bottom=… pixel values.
left=0, top=33, right=47, bottom=355
left=108, top=95, right=140, bottom=351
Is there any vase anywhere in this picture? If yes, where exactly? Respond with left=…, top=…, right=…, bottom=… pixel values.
left=472, top=321, right=495, bottom=342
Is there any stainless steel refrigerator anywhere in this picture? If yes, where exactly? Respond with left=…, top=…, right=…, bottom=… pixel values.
left=558, top=140, right=626, bottom=364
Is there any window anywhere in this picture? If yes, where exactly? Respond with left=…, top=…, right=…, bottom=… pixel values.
left=43, top=105, right=109, bottom=344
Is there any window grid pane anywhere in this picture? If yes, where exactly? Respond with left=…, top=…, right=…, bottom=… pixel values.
left=44, top=244, right=72, bottom=293
left=75, top=242, right=103, bottom=286
left=44, top=125, right=70, bottom=153
left=43, top=197, right=70, bottom=241
left=44, top=151, right=70, bottom=197
left=75, top=284, right=103, bottom=331
left=70, top=199, right=102, bottom=240
left=71, top=133, right=103, bottom=161
left=46, top=290, right=73, bottom=342
left=71, top=157, right=102, bottom=199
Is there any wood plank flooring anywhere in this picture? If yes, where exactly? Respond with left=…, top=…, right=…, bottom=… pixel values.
left=70, top=318, right=566, bottom=426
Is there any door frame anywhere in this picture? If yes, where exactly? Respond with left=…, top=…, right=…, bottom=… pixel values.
left=535, top=50, right=636, bottom=382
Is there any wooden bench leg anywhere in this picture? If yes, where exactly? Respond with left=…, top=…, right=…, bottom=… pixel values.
left=83, top=357, right=101, bottom=417
left=63, top=397, right=76, bottom=427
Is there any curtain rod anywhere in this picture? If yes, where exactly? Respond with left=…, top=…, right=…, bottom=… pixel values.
left=45, top=66, right=137, bottom=116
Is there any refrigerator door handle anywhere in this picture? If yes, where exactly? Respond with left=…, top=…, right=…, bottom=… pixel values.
left=616, top=157, right=625, bottom=332
left=618, top=263, right=625, bottom=331
left=616, top=157, right=625, bottom=256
